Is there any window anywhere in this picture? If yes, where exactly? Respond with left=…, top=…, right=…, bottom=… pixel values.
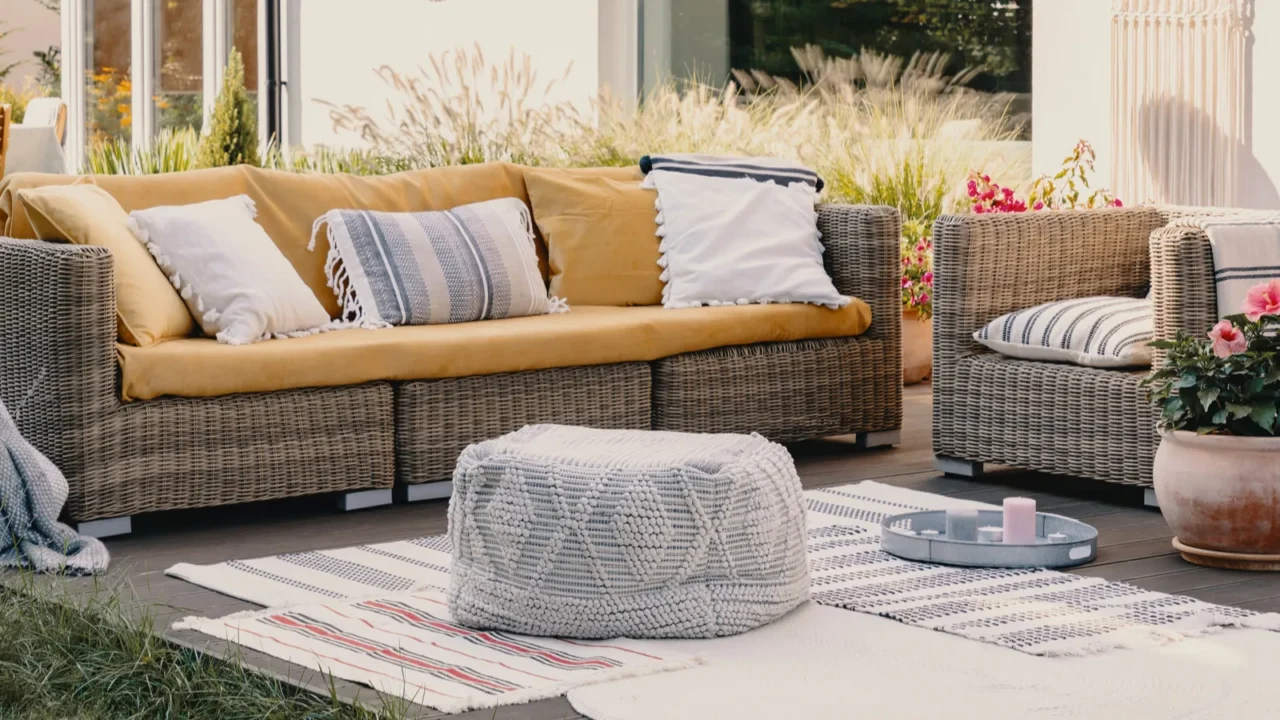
left=155, top=0, right=203, bottom=132
left=84, top=0, right=131, bottom=146
left=67, top=0, right=268, bottom=162
left=639, top=0, right=1031, bottom=131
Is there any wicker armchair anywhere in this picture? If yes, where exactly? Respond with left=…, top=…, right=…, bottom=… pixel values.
left=930, top=206, right=1231, bottom=496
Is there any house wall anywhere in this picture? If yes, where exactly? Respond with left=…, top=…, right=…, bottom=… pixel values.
left=3, top=1, right=60, bottom=89
left=1032, top=0, right=1280, bottom=208
left=289, top=0, right=602, bottom=148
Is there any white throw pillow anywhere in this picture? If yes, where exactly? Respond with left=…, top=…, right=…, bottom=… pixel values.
left=129, top=195, right=332, bottom=345
left=642, top=171, right=848, bottom=309
left=974, top=296, right=1153, bottom=368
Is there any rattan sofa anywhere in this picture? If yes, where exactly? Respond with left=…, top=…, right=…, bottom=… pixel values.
left=0, top=204, right=902, bottom=537
left=931, top=206, right=1234, bottom=500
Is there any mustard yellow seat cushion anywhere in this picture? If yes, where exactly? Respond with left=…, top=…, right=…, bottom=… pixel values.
left=117, top=301, right=872, bottom=401
left=17, top=185, right=195, bottom=346
left=524, top=166, right=663, bottom=306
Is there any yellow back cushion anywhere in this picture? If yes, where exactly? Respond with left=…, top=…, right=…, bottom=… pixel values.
left=1, top=162, right=533, bottom=318
left=17, top=185, right=195, bottom=346
left=523, top=166, right=663, bottom=306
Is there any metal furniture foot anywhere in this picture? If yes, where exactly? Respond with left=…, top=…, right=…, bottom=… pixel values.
left=855, top=429, right=901, bottom=449
left=77, top=516, right=132, bottom=539
left=934, top=456, right=984, bottom=478
left=395, top=481, right=453, bottom=503
left=336, top=488, right=393, bottom=511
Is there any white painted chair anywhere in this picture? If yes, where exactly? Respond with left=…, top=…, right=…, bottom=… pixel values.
left=19, top=98, right=68, bottom=147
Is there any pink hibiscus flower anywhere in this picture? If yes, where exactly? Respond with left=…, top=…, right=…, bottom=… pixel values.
left=1208, top=320, right=1247, bottom=358
left=1242, top=279, right=1280, bottom=321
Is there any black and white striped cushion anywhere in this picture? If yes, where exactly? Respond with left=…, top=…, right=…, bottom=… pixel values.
left=973, top=296, right=1153, bottom=368
left=639, top=153, right=824, bottom=191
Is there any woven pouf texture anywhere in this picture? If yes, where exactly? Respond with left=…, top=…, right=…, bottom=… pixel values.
left=447, top=424, right=810, bottom=639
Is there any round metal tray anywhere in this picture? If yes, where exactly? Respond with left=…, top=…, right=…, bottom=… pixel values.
left=880, top=510, right=1098, bottom=568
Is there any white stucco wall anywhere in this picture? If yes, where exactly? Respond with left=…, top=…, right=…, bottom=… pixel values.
left=1033, top=0, right=1280, bottom=208
left=288, top=0, right=601, bottom=148
left=3, top=0, right=60, bottom=90
left=1031, top=0, right=1112, bottom=187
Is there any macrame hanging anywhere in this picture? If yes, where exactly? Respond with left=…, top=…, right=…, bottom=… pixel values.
left=1111, top=0, right=1247, bottom=206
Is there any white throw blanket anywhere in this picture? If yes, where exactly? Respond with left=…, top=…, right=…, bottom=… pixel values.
left=1171, top=215, right=1280, bottom=317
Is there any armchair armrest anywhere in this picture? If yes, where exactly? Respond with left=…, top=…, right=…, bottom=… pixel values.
left=930, top=208, right=1164, bottom=366
left=0, top=238, right=118, bottom=487
left=817, top=203, right=901, bottom=348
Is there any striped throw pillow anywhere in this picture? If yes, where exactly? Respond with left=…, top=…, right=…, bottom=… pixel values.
left=311, top=197, right=555, bottom=327
left=639, top=153, right=825, bottom=191
left=973, top=296, right=1153, bottom=368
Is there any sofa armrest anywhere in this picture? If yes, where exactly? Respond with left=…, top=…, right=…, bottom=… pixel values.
left=818, top=204, right=901, bottom=348
left=930, top=207, right=1164, bottom=367
left=1148, top=224, right=1225, bottom=370
left=0, top=239, right=118, bottom=483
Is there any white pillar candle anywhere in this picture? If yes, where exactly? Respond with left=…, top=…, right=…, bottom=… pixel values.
left=1002, top=497, right=1037, bottom=544
left=977, top=526, right=1004, bottom=543
left=945, top=508, right=979, bottom=541
left=1047, top=532, right=1068, bottom=542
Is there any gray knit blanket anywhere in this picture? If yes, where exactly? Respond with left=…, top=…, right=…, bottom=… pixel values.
left=0, top=401, right=109, bottom=574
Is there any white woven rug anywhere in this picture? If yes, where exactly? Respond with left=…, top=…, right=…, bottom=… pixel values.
left=170, top=481, right=1280, bottom=661
left=567, top=603, right=1280, bottom=720
left=170, top=534, right=695, bottom=714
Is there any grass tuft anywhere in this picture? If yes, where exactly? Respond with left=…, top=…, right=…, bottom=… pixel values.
left=0, top=575, right=408, bottom=719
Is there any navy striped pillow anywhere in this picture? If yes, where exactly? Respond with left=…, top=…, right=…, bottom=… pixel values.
left=640, top=154, right=824, bottom=192
left=973, top=296, right=1153, bottom=368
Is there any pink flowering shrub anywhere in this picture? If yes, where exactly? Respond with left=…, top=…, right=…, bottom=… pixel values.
left=1144, top=281, right=1280, bottom=436
left=966, top=140, right=1122, bottom=214
left=901, top=219, right=934, bottom=320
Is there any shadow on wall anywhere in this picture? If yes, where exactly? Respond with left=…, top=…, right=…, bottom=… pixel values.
left=1137, top=97, right=1280, bottom=209
left=1137, top=1, right=1279, bottom=209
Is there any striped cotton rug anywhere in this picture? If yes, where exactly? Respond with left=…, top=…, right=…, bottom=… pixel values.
left=170, top=481, right=1280, bottom=710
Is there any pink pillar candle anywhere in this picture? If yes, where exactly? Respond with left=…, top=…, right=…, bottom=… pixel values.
left=1002, top=497, right=1037, bottom=544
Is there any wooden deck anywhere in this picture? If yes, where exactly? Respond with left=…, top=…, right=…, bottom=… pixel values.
left=43, top=382, right=1280, bottom=719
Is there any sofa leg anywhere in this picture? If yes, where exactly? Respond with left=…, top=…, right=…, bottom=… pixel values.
left=395, top=481, right=453, bottom=503
left=77, top=516, right=132, bottom=539
left=1144, top=488, right=1160, bottom=509
left=336, top=489, right=393, bottom=512
left=855, top=430, right=901, bottom=449
left=934, top=456, right=984, bottom=478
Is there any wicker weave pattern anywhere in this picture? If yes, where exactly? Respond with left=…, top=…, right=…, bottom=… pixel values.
left=931, top=206, right=1245, bottom=487
left=396, top=364, right=651, bottom=485
left=0, top=239, right=395, bottom=521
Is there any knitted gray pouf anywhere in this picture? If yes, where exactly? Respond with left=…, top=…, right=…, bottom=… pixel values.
left=447, top=424, right=810, bottom=639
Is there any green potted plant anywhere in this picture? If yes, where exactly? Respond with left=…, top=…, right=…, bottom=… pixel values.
left=1144, top=280, right=1280, bottom=569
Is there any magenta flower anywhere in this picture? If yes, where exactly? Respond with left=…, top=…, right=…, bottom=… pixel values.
left=917, top=293, right=931, bottom=305
left=1113, top=199, right=1123, bottom=208
left=1033, top=201, right=1044, bottom=210
left=1242, top=279, right=1280, bottom=322
left=901, top=276, right=912, bottom=288
left=1208, top=320, right=1248, bottom=358
left=922, top=271, right=933, bottom=286
left=973, top=204, right=985, bottom=214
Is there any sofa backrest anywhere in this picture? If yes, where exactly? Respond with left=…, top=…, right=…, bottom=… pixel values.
left=0, top=162, right=536, bottom=317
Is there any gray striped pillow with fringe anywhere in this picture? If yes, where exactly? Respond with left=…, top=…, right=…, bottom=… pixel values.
left=973, top=296, right=1153, bottom=368
left=310, top=197, right=562, bottom=328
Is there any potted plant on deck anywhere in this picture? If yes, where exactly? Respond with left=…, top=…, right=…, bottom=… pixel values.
left=1144, top=280, right=1280, bottom=570
left=900, top=219, right=934, bottom=384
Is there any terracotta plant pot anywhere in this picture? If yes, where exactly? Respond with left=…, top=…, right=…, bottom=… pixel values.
left=902, top=309, right=933, bottom=385
left=1154, top=430, right=1280, bottom=570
